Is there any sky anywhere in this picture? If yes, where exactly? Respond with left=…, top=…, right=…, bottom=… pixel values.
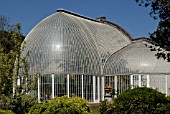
left=0, top=0, right=159, bottom=38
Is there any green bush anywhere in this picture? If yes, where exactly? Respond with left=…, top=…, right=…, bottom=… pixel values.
left=28, top=103, right=48, bottom=114
left=0, top=94, right=37, bottom=114
left=113, top=87, right=170, bottom=113
left=0, top=109, right=14, bottom=114
left=99, top=87, right=170, bottom=114
left=29, top=95, right=91, bottom=114
left=15, top=94, right=38, bottom=113
left=99, top=100, right=113, bottom=114
left=166, top=95, right=170, bottom=101
left=0, top=94, right=10, bottom=110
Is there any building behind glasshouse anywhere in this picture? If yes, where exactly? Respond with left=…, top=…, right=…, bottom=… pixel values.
left=21, top=9, right=170, bottom=103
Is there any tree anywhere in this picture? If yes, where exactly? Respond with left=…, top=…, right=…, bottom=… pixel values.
left=0, top=48, right=15, bottom=95
left=0, top=16, right=40, bottom=113
left=0, top=15, right=10, bottom=31
left=0, top=16, right=26, bottom=96
left=136, top=0, right=170, bottom=62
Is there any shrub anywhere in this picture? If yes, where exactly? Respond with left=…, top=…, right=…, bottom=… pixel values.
left=99, top=100, right=113, bottom=114
left=29, top=95, right=91, bottom=114
left=99, top=87, right=170, bottom=114
left=0, top=94, right=10, bottom=110
left=0, top=109, right=14, bottom=114
left=0, top=94, right=37, bottom=114
left=16, top=94, right=38, bottom=113
left=113, top=87, right=170, bottom=113
left=166, top=95, right=170, bottom=101
left=28, top=103, right=48, bottom=114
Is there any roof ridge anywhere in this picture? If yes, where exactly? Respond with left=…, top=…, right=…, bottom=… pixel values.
left=57, top=9, right=99, bottom=23
left=57, top=9, right=133, bottom=40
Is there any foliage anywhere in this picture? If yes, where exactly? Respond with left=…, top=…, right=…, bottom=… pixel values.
left=136, top=0, right=170, bottom=62
left=0, top=15, right=10, bottom=31
left=99, top=87, right=170, bottom=114
left=29, top=72, right=40, bottom=96
left=28, top=95, right=91, bottom=114
left=0, top=31, right=24, bottom=54
left=28, top=103, right=48, bottom=114
left=0, top=50, right=15, bottom=95
left=0, top=109, right=14, bottom=114
left=0, top=14, right=39, bottom=114
left=99, top=100, right=113, bottom=114
left=0, top=94, right=37, bottom=114
left=166, top=95, right=170, bottom=101
left=0, top=16, right=25, bottom=96
left=113, top=87, right=170, bottom=113
left=0, top=15, right=33, bottom=97
left=45, top=95, right=91, bottom=114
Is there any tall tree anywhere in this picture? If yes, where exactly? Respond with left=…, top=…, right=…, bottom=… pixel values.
left=0, top=16, right=25, bottom=96
left=136, top=0, right=170, bottom=61
left=0, top=15, right=10, bottom=31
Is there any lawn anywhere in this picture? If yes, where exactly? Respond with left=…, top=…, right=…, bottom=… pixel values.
left=90, top=103, right=100, bottom=114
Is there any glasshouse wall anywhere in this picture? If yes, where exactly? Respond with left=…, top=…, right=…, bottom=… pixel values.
left=19, top=10, right=170, bottom=103
left=38, top=74, right=102, bottom=103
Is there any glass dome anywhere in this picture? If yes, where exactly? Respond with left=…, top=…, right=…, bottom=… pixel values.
left=104, top=40, right=170, bottom=75
left=22, top=10, right=131, bottom=75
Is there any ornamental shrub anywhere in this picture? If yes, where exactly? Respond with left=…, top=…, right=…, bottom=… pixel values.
left=28, top=103, right=48, bottom=114
left=45, top=95, right=91, bottom=114
left=28, top=95, right=91, bottom=114
left=99, top=87, right=170, bottom=114
left=113, top=87, right=170, bottom=113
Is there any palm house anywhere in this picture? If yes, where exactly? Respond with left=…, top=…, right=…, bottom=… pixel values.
left=21, top=9, right=170, bottom=103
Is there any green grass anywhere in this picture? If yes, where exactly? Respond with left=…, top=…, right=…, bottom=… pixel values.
left=92, top=108, right=100, bottom=114
left=90, top=103, right=100, bottom=114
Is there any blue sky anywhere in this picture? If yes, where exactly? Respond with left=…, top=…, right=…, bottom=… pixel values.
left=0, top=0, right=159, bottom=38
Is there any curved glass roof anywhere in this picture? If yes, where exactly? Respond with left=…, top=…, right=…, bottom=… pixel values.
left=22, top=10, right=131, bottom=75
left=104, top=40, right=170, bottom=75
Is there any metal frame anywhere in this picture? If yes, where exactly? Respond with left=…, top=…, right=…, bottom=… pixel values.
left=21, top=10, right=170, bottom=103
